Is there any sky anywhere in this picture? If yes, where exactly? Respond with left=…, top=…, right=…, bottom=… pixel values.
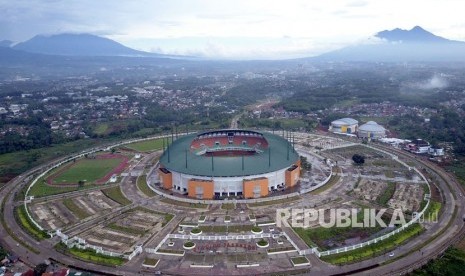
left=1, top=0, right=465, bottom=59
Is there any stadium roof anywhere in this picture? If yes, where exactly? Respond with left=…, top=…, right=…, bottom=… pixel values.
left=359, top=121, right=386, bottom=132
left=159, top=131, right=299, bottom=177
left=331, top=118, right=358, bottom=126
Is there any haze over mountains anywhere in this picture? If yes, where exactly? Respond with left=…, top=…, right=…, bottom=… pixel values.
left=315, top=26, right=465, bottom=62
left=12, top=33, right=162, bottom=57
left=2, top=26, right=465, bottom=63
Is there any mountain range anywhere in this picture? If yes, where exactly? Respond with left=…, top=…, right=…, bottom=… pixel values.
left=12, top=33, right=161, bottom=57
left=315, top=26, right=465, bottom=62
left=2, top=26, right=465, bottom=63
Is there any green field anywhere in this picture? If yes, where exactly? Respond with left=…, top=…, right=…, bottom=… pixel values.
left=53, top=158, right=123, bottom=184
left=136, top=175, right=157, bottom=197
left=125, top=138, right=165, bottom=152
left=102, top=186, right=132, bottom=206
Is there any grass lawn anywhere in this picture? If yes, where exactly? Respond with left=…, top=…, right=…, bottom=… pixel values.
left=53, top=158, right=123, bottom=184
left=125, top=138, right=164, bottom=152
left=93, top=123, right=110, bottom=135
left=384, top=170, right=395, bottom=178
left=102, top=186, right=132, bottom=206
left=129, top=206, right=174, bottom=226
left=136, top=175, right=157, bottom=197
left=423, top=200, right=442, bottom=222
left=107, top=223, right=146, bottom=235
left=247, top=195, right=301, bottom=207
left=56, top=242, right=125, bottom=266
left=15, top=205, right=48, bottom=240
left=160, top=198, right=208, bottom=209
left=28, top=176, right=80, bottom=197
left=63, top=198, right=91, bottom=220
left=267, top=246, right=296, bottom=253
left=321, top=223, right=424, bottom=264
left=143, top=258, right=159, bottom=267
left=221, top=203, right=236, bottom=210
left=291, top=256, right=310, bottom=265
left=310, top=167, right=341, bottom=195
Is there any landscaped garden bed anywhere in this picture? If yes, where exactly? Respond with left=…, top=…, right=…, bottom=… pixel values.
left=183, top=241, right=196, bottom=250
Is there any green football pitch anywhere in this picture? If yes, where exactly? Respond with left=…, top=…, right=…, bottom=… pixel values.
left=52, top=158, right=123, bottom=184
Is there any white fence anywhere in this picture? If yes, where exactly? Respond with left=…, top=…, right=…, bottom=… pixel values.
left=167, top=233, right=274, bottom=241
left=57, top=233, right=142, bottom=260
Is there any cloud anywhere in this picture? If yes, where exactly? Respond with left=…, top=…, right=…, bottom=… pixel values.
left=409, top=75, right=449, bottom=90
left=146, top=36, right=346, bottom=59
left=346, top=1, right=369, bottom=7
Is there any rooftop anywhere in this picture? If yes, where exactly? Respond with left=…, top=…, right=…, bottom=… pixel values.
left=160, top=131, right=299, bottom=177
left=359, top=121, right=386, bottom=132
left=331, top=117, right=358, bottom=126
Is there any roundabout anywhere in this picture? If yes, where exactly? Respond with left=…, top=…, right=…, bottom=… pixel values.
left=0, top=130, right=464, bottom=275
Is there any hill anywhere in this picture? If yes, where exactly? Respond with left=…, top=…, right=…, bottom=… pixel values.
left=13, top=33, right=160, bottom=57
left=314, top=26, right=465, bottom=62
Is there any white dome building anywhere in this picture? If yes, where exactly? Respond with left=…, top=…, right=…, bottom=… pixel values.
left=329, top=118, right=358, bottom=134
left=358, top=121, right=386, bottom=139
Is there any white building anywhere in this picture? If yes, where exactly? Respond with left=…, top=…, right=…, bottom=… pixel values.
left=429, top=147, right=444, bottom=156
left=405, top=139, right=431, bottom=154
left=329, top=118, right=358, bottom=134
left=358, top=121, right=386, bottom=140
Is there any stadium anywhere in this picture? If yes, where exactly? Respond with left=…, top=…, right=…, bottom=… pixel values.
left=157, top=129, right=301, bottom=199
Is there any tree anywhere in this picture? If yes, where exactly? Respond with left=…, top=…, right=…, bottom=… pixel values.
left=111, top=147, right=116, bottom=154
left=34, top=263, right=48, bottom=276
left=352, top=154, right=365, bottom=165
left=300, top=156, right=312, bottom=171
left=78, top=180, right=85, bottom=188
